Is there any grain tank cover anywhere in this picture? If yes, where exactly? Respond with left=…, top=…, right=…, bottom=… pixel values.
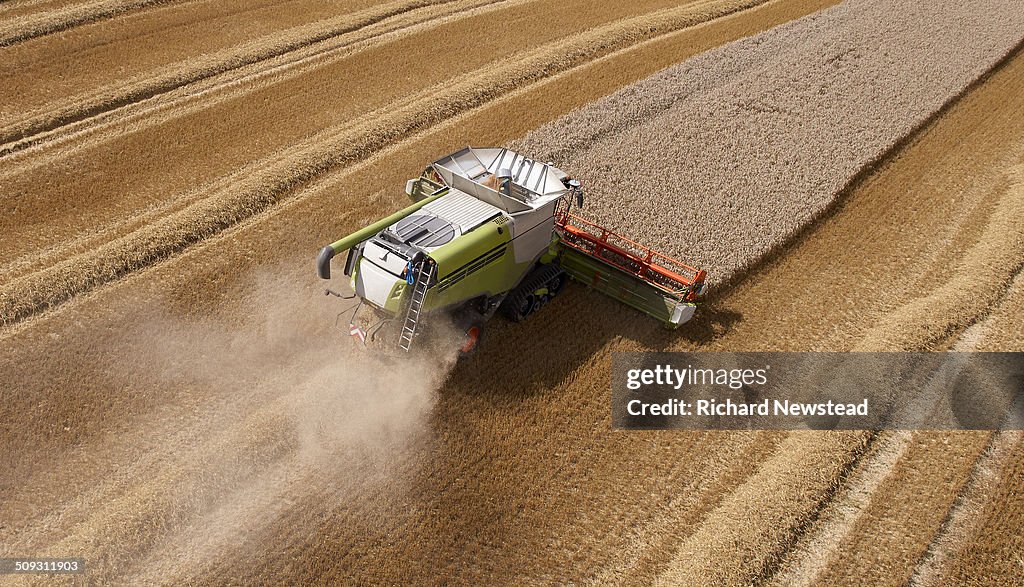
left=431, top=147, right=569, bottom=214
left=419, top=188, right=502, bottom=234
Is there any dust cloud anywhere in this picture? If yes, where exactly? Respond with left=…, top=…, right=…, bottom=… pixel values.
left=96, top=265, right=462, bottom=583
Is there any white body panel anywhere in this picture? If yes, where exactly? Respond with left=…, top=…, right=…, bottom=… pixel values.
left=510, top=201, right=557, bottom=263
left=362, top=241, right=408, bottom=276
left=670, top=303, right=697, bottom=325
left=355, top=258, right=401, bottom=309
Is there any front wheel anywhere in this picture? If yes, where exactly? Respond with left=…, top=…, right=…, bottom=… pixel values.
left=459, top=324, right=483, bottom=357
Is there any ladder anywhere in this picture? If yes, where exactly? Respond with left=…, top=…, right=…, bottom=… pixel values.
left=398, top=260, right=435, bottom=351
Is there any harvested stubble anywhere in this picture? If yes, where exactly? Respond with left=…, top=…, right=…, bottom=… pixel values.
left=928, top=431, right=1024, bottom=585
left=2, top=0, right=1023, bottom=583
left=512, top=0, right=1024, bottom=288
left=810, top=431, right=993, bottom=586
left=0, top=0, right=459, bottom=146
left=0, top=0, right=767, bottom=326
left=654, top=430, right=872, bottom=586
left=0, top=0, right=177, bottom=48
left=853, top=158, right=1024, bottom=352
left=970, top=269, right=1024, bottom=351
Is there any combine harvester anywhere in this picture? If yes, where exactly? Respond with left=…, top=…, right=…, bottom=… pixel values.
left=317, top=147, right=706, bottom=354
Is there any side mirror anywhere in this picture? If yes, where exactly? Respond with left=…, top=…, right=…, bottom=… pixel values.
left=576, top=189, right=584, bottom=209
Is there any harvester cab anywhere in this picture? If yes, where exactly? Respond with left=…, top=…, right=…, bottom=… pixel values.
left=317, top=147, right=706, bottom=355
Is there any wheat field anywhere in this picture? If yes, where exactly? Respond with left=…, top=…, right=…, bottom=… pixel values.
left=1, top=0, right=1022, bottom=584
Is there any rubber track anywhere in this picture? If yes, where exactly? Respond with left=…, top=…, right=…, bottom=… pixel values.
left=501, top=263, right=564, bottom=321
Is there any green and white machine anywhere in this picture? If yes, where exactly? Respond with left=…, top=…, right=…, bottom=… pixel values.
left=317, top=147, right=707, bottom=354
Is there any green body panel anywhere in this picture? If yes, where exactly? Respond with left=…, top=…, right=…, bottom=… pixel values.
left=327, top=190, right=447, bottom=254
left=558, top=246, right=693, bottom=329
left=350, top=218, right=546, bottom=316
left=384, top=280, right=407, bottom=314
left=422, top=220, right=532, bottom=311
left=538, top=237, right=560, bottom=265
left=428, top=219, right=509, bottom=281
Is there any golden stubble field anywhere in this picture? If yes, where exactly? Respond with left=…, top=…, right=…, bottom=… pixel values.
left=1, top=0, right=1022, bottom=584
